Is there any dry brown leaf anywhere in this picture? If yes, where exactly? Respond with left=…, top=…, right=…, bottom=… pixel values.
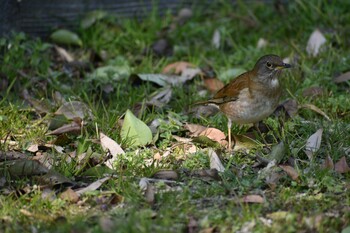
left=152, top=170, right=178, bottom=180
left=0, top=151, right=27, bottom=161
left=192, top=169, right=221, bottom=181
left=27, top=144, right=39, bottom=153
left=54, top=45, right=74, bottom=62
left=278, top=99, right=299, bottom=118
left=185, top=123, right=207, bottom=136
left=241, top=194, right=264, bottom=203
left=203, top=78, right=224, bottom=93
left=200, top=128, right=226, bottom=145
left=299, top=104, right=330, bottom=121
left=139, top=178, right=155, bottom=204
left=5, top=159, right=49, bottom=177
left=208, top=149, right=225, bottom=172
left=76, top=177, right=110, bottom=195
left=59, top=188, right=79, bottom=203
left=47, top=121, right=81, bottom=135
left=305, top=128, right=323, bottom=159
left=22, top=89, right=50, bottom=115
left=322, top=155, right=334, bottom=170
left=185, top=123, right=226, bottom=145
left=302, top=86, right=324, bottom=98
left=334, top=156, right=350, bottom=173
left=279, top=165, right=299, bottom=181
left=162, top=61, right=196, bottom=74
left=100, top=133, right=125, bottom=169
left=334, top=71, right=350, bottom=83
left=172, top=135, right=193, bottom=143
left=306, top=29, right=326, bottom=57
left=55, top=101, right=93, bottom=120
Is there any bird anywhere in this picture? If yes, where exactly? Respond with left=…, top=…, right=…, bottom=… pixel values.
left=195, top=54, right=291, bottom=151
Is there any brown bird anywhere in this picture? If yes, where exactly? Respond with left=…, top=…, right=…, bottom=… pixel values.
left=196, top=54, right=291, bottom=151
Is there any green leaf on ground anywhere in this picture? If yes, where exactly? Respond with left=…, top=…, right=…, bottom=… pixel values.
left=121, top=110, right=152, bottom=147
left=50, top=29, right=83, bottom=47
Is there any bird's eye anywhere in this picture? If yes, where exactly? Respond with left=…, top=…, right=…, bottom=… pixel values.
left=266, top=62, right=273, bottom=68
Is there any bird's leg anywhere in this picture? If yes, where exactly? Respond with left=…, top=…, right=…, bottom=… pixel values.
left=227, top=118, right=232, bottom=151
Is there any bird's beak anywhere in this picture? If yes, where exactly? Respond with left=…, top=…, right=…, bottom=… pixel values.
left=276, top=63, right=292, bottom=70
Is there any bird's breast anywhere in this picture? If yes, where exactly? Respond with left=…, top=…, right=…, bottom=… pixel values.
left=220, top=87, right=281, bottom=124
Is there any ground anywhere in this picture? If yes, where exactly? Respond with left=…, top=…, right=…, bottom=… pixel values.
left=0, top=1, right=350, bottom=233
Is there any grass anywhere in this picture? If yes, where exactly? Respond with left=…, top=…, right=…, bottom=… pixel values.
left=1, top=0, right=350, bottom=232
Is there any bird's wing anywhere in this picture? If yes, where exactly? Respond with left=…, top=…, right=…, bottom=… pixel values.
left=209, top=72, right=251, bottom=105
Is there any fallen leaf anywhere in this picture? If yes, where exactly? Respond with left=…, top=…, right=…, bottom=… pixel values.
left=50, top=29, right=83, bottom=47
left=241, top=194, right=264, bottom=203
left=239, top=221, right=256, bottom=233
left=76, top=177, right=110, bottom=195
left=341, top=226, right=350, bottom=233
left=0, top=151, right=27, bottom=161
left=299, top=104, right=330, bottom=121
left=100, top=133, right=125, bottom=157
left=334, top=156, right=350, bottom=173
left=38, top=170, right=74, bottom=187
left=88, top=65, right=130, bottom=82
left=3, top=160, right=49, bottom=177
left=149, top=87, right=172, bottom=107
left=27, top=144, right=39, bottom=153
left=121, top=110, right=152, bottom=147
left=162, top=61, right=196, bottom=74
left=55, top=101, right=93, bottom=120
left=179, top=68, right=202, bottom=83
left=47, top=121, right=81, bottom=135
left=208, top=149, right=225, bottom=172
left=200, top=128, right=226, bottom=145
left=306, top=29, right=326, bottom=56
left=257, top=38, right=268, bottom=49
left=100, top=133, right=125, bottom=169
left=54, top=46, right=74, bottom=62
left=269, top=141, right=286, bottom=164
left=322, top=155, right=334, bottom=170
left=22, top=89, right=50, bottom=115
left=334, top=71, right=350, bottom=83
left=185, top=123, right=207, bottom=136
left=192, top=169, right=221, bottom=181
left=139, top=178, right=155, bottom=204
left=232, top=134, right=259, bottom=151
left=302, top=86, right=324, bottom=98
left=277, top=99, right=299, bottom=118
left=279, top=165, right=299, bottom=181
left=203, top=78, right=224, bottom=93
left=59, top=188, right=79, bottom=203
left=212, top=29, right=220, bottom=49
left=152, top=170, right=178, bottom=180
left=305, top=128, right=323, bottom=159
